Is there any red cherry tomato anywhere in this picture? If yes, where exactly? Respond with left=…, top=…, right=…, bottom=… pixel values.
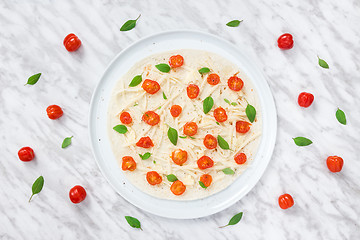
left=207, top=73, right=220, bottom=85
left=183, top=122, right=198, bottom=136
left=236, top=121, right=251, bottom=133
left=146, top=171, right=162, bottom=185
left=200, top=174, right=212, bottom=187
left=136, top=137, right=154, bottom=148
left=46, top=105, right=63, bottom=120
left=142, top=79, right=160, bottom=94
left=169, top=55, right=184, bottom=68
left=213, top=107, right=228, bottom=122
left=186, top=84, right=200, bottom=99
left=197, top=156, right=214, bottom=170
left=234, top=152, right=247, bottom=164
left=170, top=180, right=186, bottom=195
left=142, top=111, right=160, bottom=126
left=278, top=193, right=294, bottom=209
left=203, top=134, right=217, bottom=149
left=277, top=33, right=294, bottom=50
left=120, top=112, right=132, bottom=125
left=69, top=185, right=87, bottom=204
left=122, top=156, right=137, bottom=171
left=171, top=149, right=188, bottom=165
left=170, top=105, right=182, bottom=117
left=326, top=156, right=344, bottom=172
left=18, top=147, right=35, bottom=162
left=298, top=92, right=314, bottom=108
left=227, top=75, right=244, bottom=91
left=63, top=33, right=81, bottom=52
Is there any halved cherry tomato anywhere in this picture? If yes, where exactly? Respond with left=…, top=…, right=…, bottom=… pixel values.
left=46, top=105, right=63, bottom=120
left=200, top=174, right=212, bottom=187
left=326, top=156, right=344, bottom=172
left=234, top=152, right=247, bottom=164
left=207, top=73, right=220, bottom=85
left=203, top=134, right=217, bottom=149
left=171, top=149, right=188, bottom=165
left=69, top=185, right=86, bottom=204
left=278, top=193, right=294, bottom=209
left=186, top=84, right=200, bottom=99
left=146, top=171, right=162, bottom=185
left=170, top=105, right=182, bottom=117
left=120, top=112, right=132, bottom=125
left=169, top=55, right=184, bottom=68
left=63, top=33, right=81, bottom=52
left=183, top=122, right=198, bottom=136
left=142, top=79, right=160, bottom=94
left=236, top=121, right=251, bottom=133
left=122, top=156, right=136, bottom=171
left=197, top=156, right=214, bottom=170
left=136, top=137, right=154, bottom=148
left=298, top=92, right=314, bottom=108
left=277, top=33, right=294, bottom=50
left=227, top=75, right=244, bottom=91
left=18, top=147, right=35, bottom=162
left=170, top=180, right=186, bottom=195
left=142, top=111, right=160, bottom=126
left=213, top=107, right=228, bottom=122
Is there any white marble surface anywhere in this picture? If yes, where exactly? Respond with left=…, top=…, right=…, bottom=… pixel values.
left=1, top=0, right=359, bottom=239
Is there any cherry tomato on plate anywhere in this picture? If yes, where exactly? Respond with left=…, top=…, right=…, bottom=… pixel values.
left=298, top=92, right=314, bottom=108
left=236, top=121, right=251, bottom=134
left=213, top=107, right=228, bottom=122
left=197, top=156, right=214, bottom=170
left=122, top=156, right=137, bottom=171
left=234, top=152, right=247, bottom=164
left=228, top=75, right=244, bottom=91
left=63, top=33, right=81, bottom=52
left=171, top=149, right=188, bottom=165
left=277, top=33, right=294, bottom=50
left=278, top=193, right=294, bottom=209
left=170, top=105, right=182, bottom=117
left=142, top=111, right=160, bottom=126
left=207, top=73, right=220, bottom=85
left=146, top=171, right=162, bottom=185
left=142, top=79, right=160, bottom=94
left=186, top=84, right=200, bottom=99
left=200, top=174, right=212, bottom=187
left=169, top=55, right=184, bottom=68
left=69, top=185, right=87, bottom=204
left=120, top=111, right=132, bottom=125
left=18, top=147, right=35, bottom=162
left=170, top=180, right=186, bottom=196
left=203, top=134, right=217, bottom=149
left=46, top=105, right=63, bottom=120
left=136, top=137, right=154, bottom=148
left=183, top=122, right=198, bottom=136
left=326, top=156, right=344, bottom=172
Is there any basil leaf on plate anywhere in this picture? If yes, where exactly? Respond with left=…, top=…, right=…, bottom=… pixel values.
left=203, top=96, right=214, bottom=114
left=217, top=135, right=230, bottom=150
left=113, top=125, right=128, bottom=134
left=129, top=75, right=142, bottom=87
left=246, top=104, right=256, bottom=123
left=155, top=63, right=171, bottom=73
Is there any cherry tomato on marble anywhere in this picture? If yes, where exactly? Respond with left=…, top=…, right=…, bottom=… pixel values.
left=142, top=111, right=160, bottom=126
left=18, top=147, right=35, bottom=162
left=142, top=79, right=160, bottom=94
left=213, top=107, right=228, bottom=122
left=69, top=185, right=87, bottom=204
left=169, top=55, right=184, bottom=68
left=171, top=149, right=188, bottom=166
left=197, top=156, right=214, bottom=170
left=298, top=92, right=314, bottom=108
left=170, top=105, right=182, bottom=117
left=46, top=105, right=63, bottom=120
left=63, top=33, right=81, bottom=52
left=227, top=75, right=244, bottom=91
left=236, top=121, right=251, bottom=134
left=278, top=193, right=294, bottom=209
left=146, top=171, right=162, bottom=185
left=200, top=174, right=212, bottom=187
left=234, top=152, right=247, bottom=164
left=170, top=180, right=186, bottom=196
left=203, top=134, right=217, bottom=149
left=136, top=137, right=154, bottom=148
left=122, top=156, right=137, bottom=171
left=277, top=33, right=294, bottom=50
left=183, top=122, right=198, bottom=136
left=326, top=156, right=344, bottom=172
left=186, top=84, right=200, bottom=99
left=120, top=111, right=132, bottom=125
left=207, top=73, right=220, bottom=85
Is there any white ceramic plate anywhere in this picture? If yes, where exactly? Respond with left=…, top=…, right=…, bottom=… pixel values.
left=89, top=30, right=277, bottom=219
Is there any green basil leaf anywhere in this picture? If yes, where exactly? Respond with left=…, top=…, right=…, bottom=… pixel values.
left=246, top=104, right=256, bottom=123
left=220, top=212, right=243, bottom=228
left=113, top=125, right=128, bottom=134
left=198, top=67, right=210, bottom=75
left=293, top=137, right=312, bottom=146
left=120, top=14, right=141, bottom=31
left=26, top=73, right=41, bottom=85
left=203, top=96, right=214, bottom=114
left=163, top=92, right=167, bottom=100
left=155, top=63, right=171, bottom=73
left=129, top=75, right=142, bottom=87
left=29, top=176, right=44, bottom=202
left=222, top=167, right=235, bottom=175
left=226, top=20, right=243, bottom=27
left=61, top=136, right=73, bottom=148
left=318, top=56, right=329, bottom=69
left=153, top=160, right=156, bottom=164
left=231, top=102, right=238, bottom=106
left=224, top=98, right=231, bottom=104
left=199, top=181, right=207, bottom=189
left=216, top=122, right=220, bottom=125
left=133, top=103, right=138, bottom=106
left=336, top=108, right=346, bottom=125
left=125, top=216, right=142, bottom=230
left=179, top=136, right=187, bottom=139
left=167, top=127, right=178, bottom=145
left=189, top=136, right=195, bottom=139
left=166, top=174, right=178, bottom=182
left=217, top=135, right=230, bottom=150
left=139, top=152, right=151, bottom=160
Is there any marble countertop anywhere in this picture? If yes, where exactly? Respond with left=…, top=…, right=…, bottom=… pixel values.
left=1, top=0, right=359, bottom=239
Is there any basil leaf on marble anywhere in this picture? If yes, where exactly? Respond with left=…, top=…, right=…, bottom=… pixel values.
left=217, top=135, right=230, bottom=150
left=199, top=67, right=210, bottom=75
left=293, top=137, right=312, bottom=146
left=246, top=104, right=256, bottom=123
left=226, top=20, right=243, bottom=27
left=61, top=136, right=73, bottom=148
left=129, top=75, right=142, bottom=87
left=167, top=127, right=178, bottom=145
left=155, top=63, right=171, bottom=73
left=113, top=125, right=128, bottom=134
left=222, top=168, right=235, bottom=175
left=139, top=152, right=151, bottom=160
left=166, top=174, right=178, bottom=182
left=29, top=176, right=44, bottom=202
left=203, top=96, right=214, bottom=114
left=120, top=15, right=141, bottom=31
left=125, top=216, right=142, bottom=230
left=219, top=212, right=243, bottom=228
left=317, top=56, right=329, bottom=69
left=336, top=108, right=346, bottom=125
left=26, top=73, right=41, bottom=85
